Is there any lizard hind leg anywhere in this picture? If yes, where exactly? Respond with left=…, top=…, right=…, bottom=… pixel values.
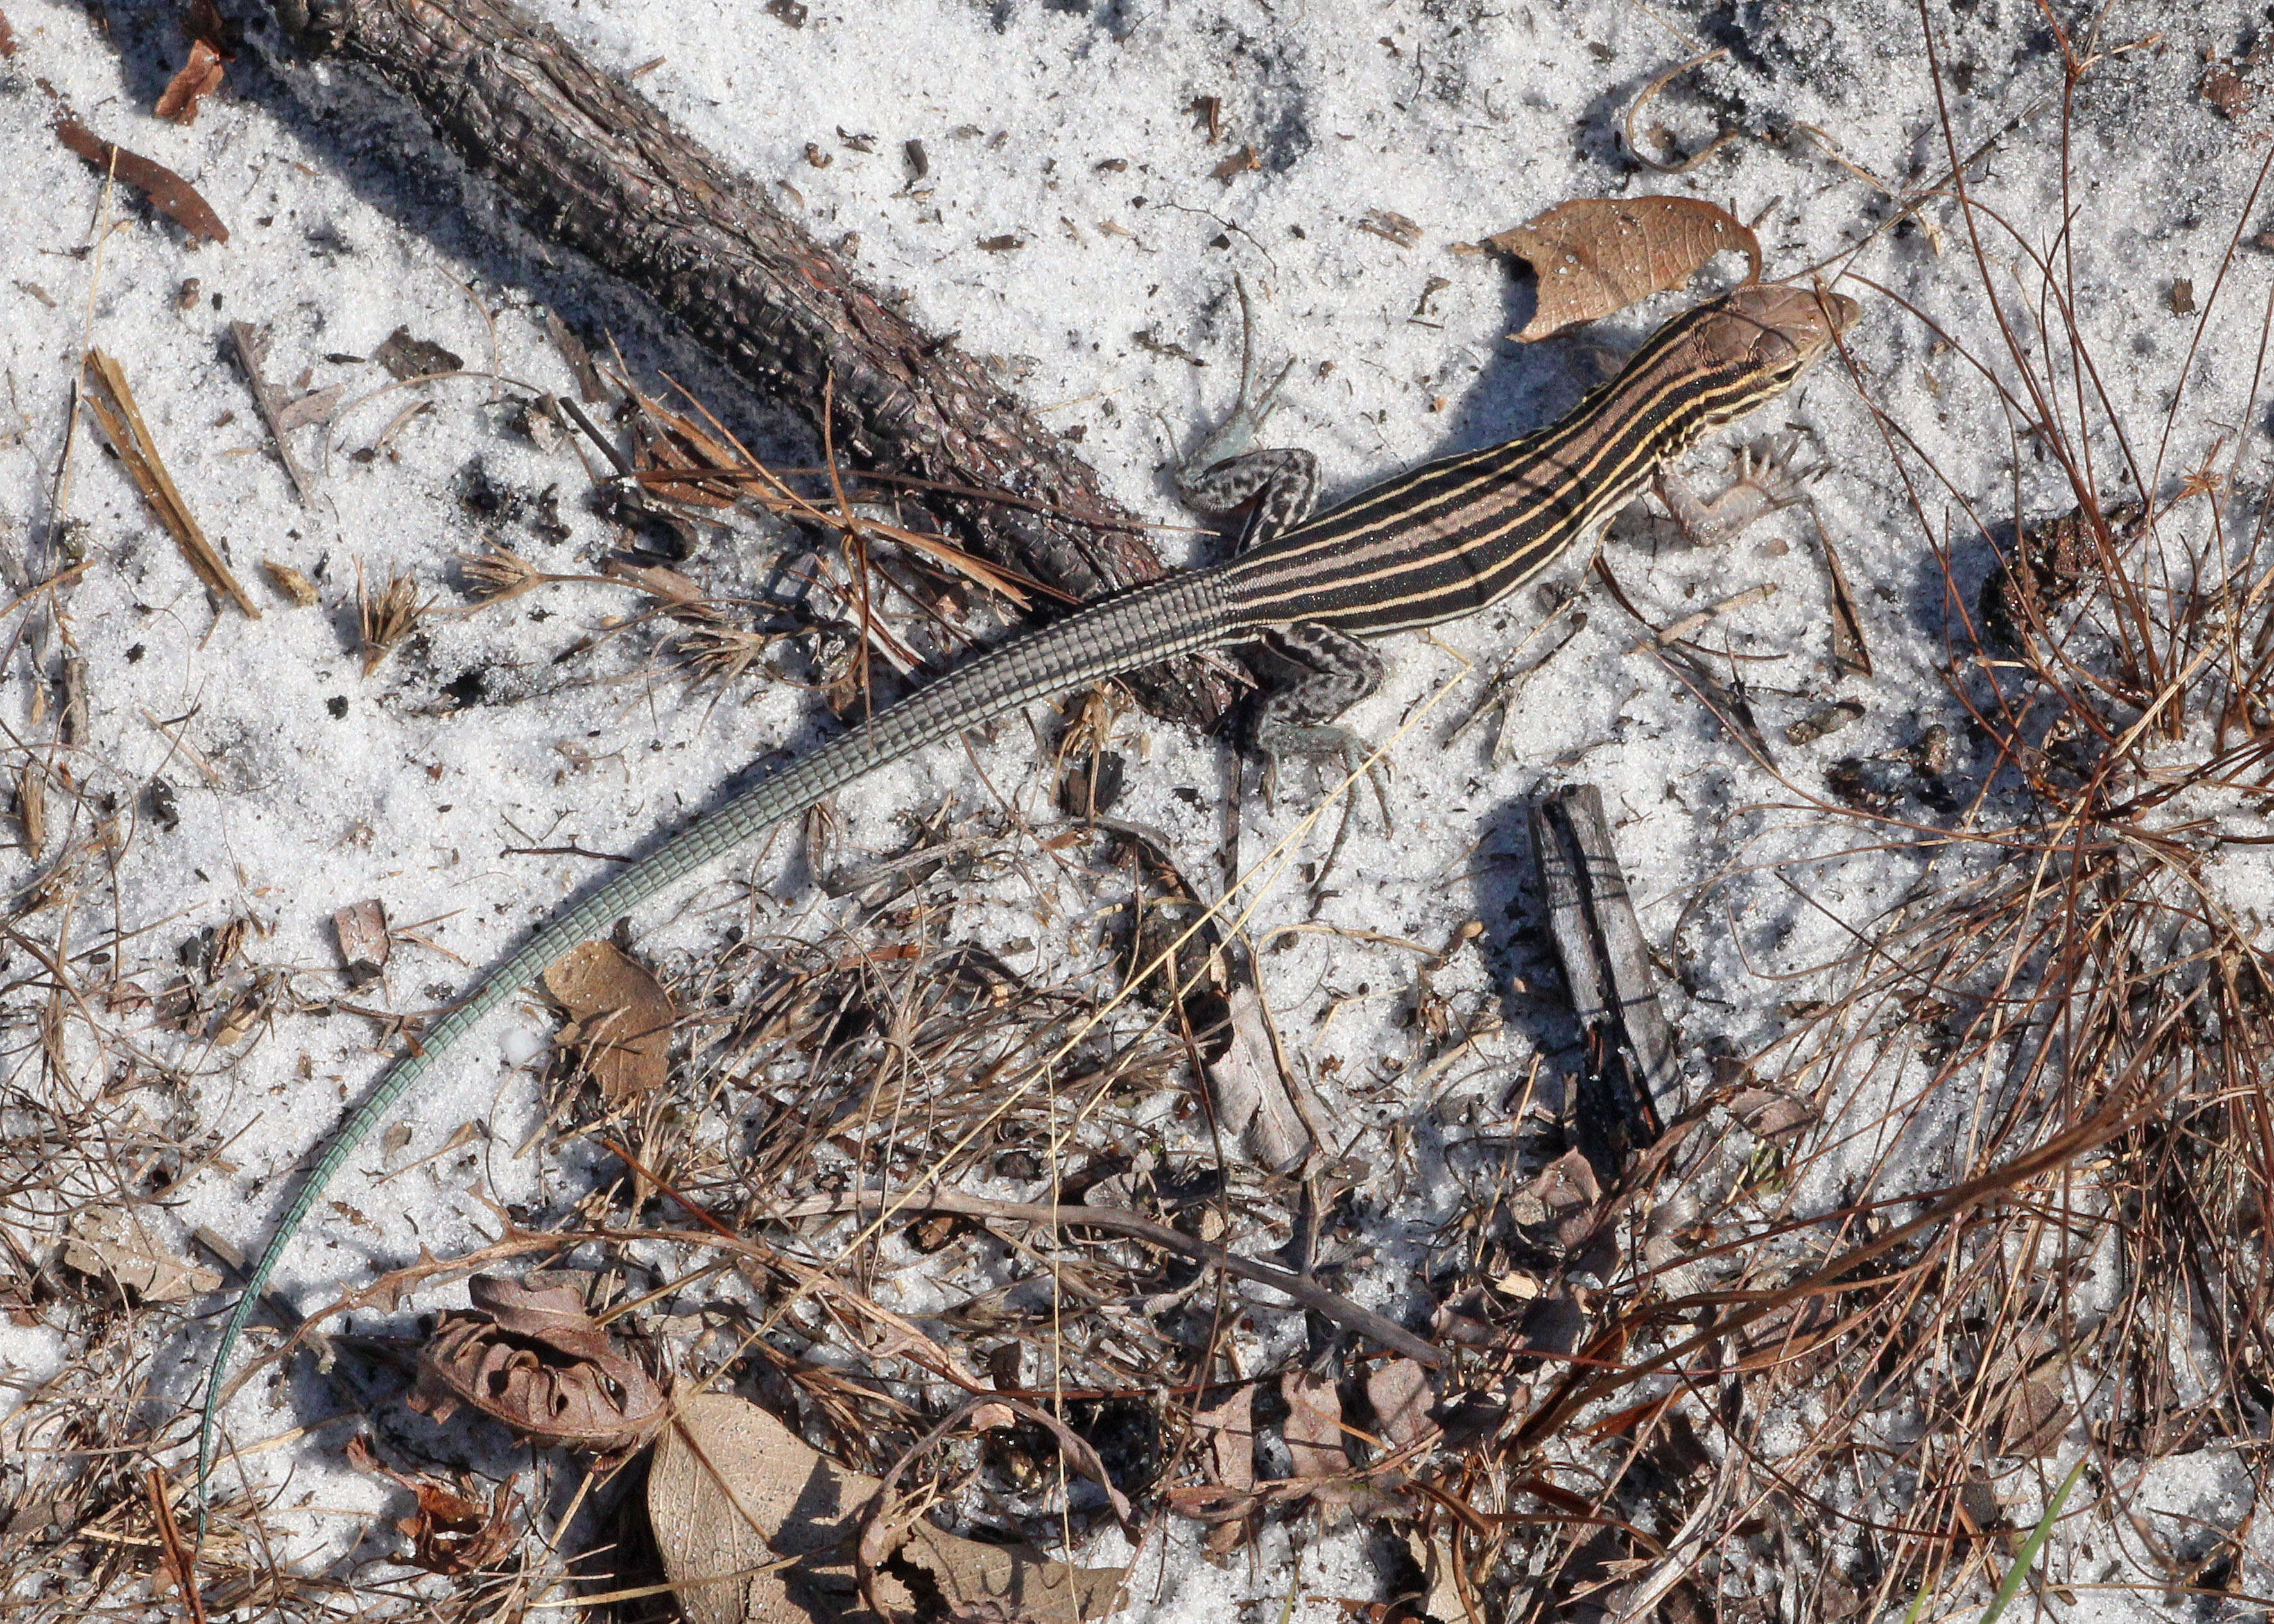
left=1246, top=620, right=1390, bottom=823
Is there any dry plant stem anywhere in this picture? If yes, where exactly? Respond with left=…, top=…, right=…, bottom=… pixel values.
left=270, top=0, right=1224, bottom=729
left=776, top=1186, right=1447, bottom=1369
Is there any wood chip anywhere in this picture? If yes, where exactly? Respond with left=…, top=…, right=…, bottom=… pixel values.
left=1487, top=196, right=1759, bottom=340
left=0, top=10, right=15, bottom=56
left=1209, top=144, right=1259, bottom=184
left=1530, top=784, right=1672, bottom=1180
left=1357, top=208, right=1422, bottom=248
left=80, top=350, right=259, bottom=616
left=53, top=116, right=229, bottom=245
left=373, top=326, right=463, bottom=380
left=542, top=940, right=675, bottom=1103
left=155, top=38, right=227, bottom=124
left=262, top=557, right=319, bottom=606
left=332, top=898, right=390, bottom=985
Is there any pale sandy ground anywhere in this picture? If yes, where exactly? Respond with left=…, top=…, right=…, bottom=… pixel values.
left=1, top=0, right=2270, bottom=1617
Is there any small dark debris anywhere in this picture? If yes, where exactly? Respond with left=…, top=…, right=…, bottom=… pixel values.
left=2169, top=278, right=2197, bottom=316
left=373, top=327, right=463, bottom=381
left=2201, top=62, right=2250, bottom=119
left=458, top=459, right=526, bottom=524
left=1131, top=329, right=1205, bottom=366
left=1826, top=724, right=1960, bottom=816
left=978, top=234, right=1024, bottom=252
left=325, top=695, right=349, bottom=719
left=765, top=0, right=805, bottom=25
left=442, top=668, right=487, bottom=711
left=904, top=139, right=929, bottom=182
left=146, top=778, right=180, bottom=833
left=1058, top=750, right=1125, bottom=820
left=1210, top=145, right=1259, bottom=184
left=1785, top=699, right=1863, bottom=746
left=532, top=484, right=571, bottom=543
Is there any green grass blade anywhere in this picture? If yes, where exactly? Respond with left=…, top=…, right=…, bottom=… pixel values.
left=1976, top=1458, right=2089, bottom=1624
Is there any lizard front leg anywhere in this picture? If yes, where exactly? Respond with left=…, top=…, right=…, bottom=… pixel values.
left=1173, top=278, right=1320, bottom=553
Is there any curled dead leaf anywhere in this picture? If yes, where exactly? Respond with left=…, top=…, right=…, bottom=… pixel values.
left=155, top=38, right=227, bottom=124
left=650, top=1390, right=1126, bottom=1624
left=1486, top=196, right=1761, bottom=340
left=409, top=1272, right=666, bottom=1454
left=542, top=939, right=676, bottom=1102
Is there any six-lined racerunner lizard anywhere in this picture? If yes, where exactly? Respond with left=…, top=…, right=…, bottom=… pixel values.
left=194, top=279, right=1859, bottom=1516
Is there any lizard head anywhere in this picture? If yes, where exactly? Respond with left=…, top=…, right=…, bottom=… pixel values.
left=1696, top=282, right=1861, bottom=393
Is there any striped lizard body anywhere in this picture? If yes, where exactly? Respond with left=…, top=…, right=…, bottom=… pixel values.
left=194, top=281, right=1857, bottom=1517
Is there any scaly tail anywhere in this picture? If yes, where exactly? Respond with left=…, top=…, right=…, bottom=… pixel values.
left=194, top=572, right=1228, bottom=1522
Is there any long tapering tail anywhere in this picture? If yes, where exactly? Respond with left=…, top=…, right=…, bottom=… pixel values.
left=194, top=570, right=1230, bottom=1519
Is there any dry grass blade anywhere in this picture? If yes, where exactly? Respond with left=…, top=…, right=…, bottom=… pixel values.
left=80, top=351, right=259, bottom=617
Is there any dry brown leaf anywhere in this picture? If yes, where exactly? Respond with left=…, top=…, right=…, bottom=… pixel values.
left=332, top=898, right=390, bottom=985
left=1727, top=1085, right=1816, bottom=1142
left=1527, top=1147, right=1604, bottom=1252
left=1363, top=1358, right=1434, bottom=1453
left=62, top=1208, right=220, bottom=1303
left=1281, top=1370, right=1347, bottom=1484
left=650, top=1390, right=1126, bottom=1624
left=543, top=940, right=676, bottom=1102
left=409, top=1272, right=667, bottom=1453
left=1487, top=196, right=1760, bottom=340
left=0, top=9, right=15, bottom=56
left=155, top=38, right=227, bottom=124
left=1191, top=1384, right=1255, bottom=1491
left=1207, top=986, right=1311, bottom=1172
left=53, top=117, right=229, bottom=244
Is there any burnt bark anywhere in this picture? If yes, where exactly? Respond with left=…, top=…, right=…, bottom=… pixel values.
left=271, top=0, right=1227, bottom=726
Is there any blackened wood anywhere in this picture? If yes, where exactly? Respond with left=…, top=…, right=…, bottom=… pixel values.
left=271, top=0, right=1227, bottom=727
left=1529, top=783, right=1673, bottom=1183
